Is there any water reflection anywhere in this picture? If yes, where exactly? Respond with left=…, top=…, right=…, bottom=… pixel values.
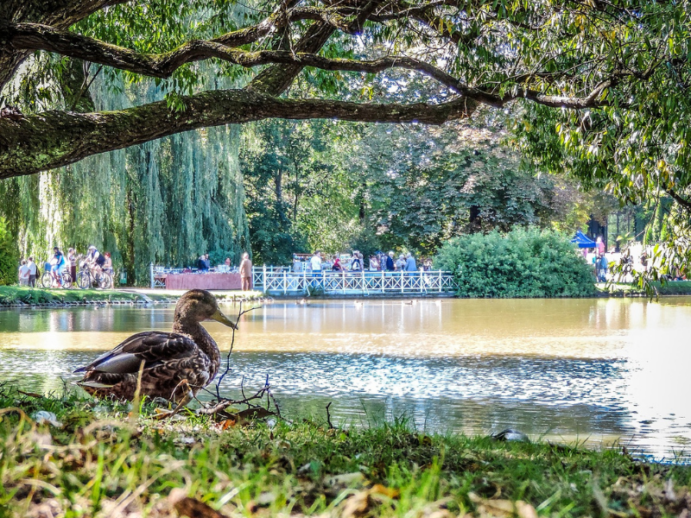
left=0, top=298, right=690, bottom=459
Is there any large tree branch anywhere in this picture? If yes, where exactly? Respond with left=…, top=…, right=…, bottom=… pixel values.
left=667, top=188, right=691, bottom=213
left=7, top=21, right=615, bottom=109
left=0, top=89, right=478, bottom=179
left=3, top=23, right=494, bottom=98
left=246, top=21, right=337, bottom=95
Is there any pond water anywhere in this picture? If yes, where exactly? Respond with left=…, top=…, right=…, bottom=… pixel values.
left=0, top=297, right=690, bottom=460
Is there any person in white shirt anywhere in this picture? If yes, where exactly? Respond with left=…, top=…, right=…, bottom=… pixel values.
left=310, top=251, right=322, bottom=273
left=27, top=257, right=38, bottom=287
left=18, top=260, right=30, bottom=286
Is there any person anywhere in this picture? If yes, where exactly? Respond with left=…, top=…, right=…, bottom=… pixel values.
left=598, top=253, right=608, bottom=282
left=369, top=255, right=379, bottom=271
left=351, top=252, right=362, bottom=271
left=641, top=250, right=648, bottom=273
left=396, top=254, right=406, bottom=271
left=332, top=257, right=343, bottom=271
left=385, top=251, right=395, bottom=272
left=50, top=247, right=66, bottom=285
left=596, top=236, right=605, bottom=257
left=18, top=260, right=30, bottom=286
left=87, top=245, right=106, bottom=272
left=67, top=247, right=77, bottom=282
left=197, top=253, right=209, bottom=271
left=103, top=252, right=113, bottom=273
left=224, top=257, right=231, bottom=268
left=405, top=252, right=417, bottom=271
left=27, top=256, right=37, bottom=287
left=310, top=251, right=322, bottom=273
left=239, top=252, right=252, bottom=291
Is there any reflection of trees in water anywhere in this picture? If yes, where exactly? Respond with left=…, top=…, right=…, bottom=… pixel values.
left=0, top=306, right=175, bottom=334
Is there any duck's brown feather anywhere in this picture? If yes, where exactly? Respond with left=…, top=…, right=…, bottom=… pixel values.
left=77, top=331, right=213, bottom=401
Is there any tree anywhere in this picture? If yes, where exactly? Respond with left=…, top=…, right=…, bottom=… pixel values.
left=0, top=0, right=677, bottom=180
left=240, top=119, right=361, bottom=258
left=0, top=217, right=19, bottom=285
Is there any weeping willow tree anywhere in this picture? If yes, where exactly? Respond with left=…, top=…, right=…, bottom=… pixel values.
left=0, top=61, right=249, bottom=285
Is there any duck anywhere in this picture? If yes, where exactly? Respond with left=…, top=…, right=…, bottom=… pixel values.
left=74, top=290, right=237, bottom=403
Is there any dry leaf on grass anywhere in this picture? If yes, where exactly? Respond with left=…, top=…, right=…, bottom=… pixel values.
left=169, top=488, right=229, bottom=518
left=468, top=492, right=537, bottom=518
left=341, top=490, right=372, bottom=518
left=341, top=484, right=400, bottom=518
left=325, top=472, right=366, bottom=488
left=28, top=498, right=62, bottom=518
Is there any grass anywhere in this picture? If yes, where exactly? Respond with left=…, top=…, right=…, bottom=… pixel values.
left=0, top=286, right=265, bottom=306
left=597, top=281, right=691, bottom=297
left=0, top=286, right=145, bottom=305
left=0, top=388, right=689, bottom=518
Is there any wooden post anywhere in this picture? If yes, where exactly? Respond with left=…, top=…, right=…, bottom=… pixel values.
left=303, top=267, right=307, bottom=294
left=381, top=268, right=385, bottom=294
left=438, top=270, right=442, bottom=293
left=361, top=268, right=366, bottom=295
left=401, top=270, right=404, bottom=294
left=420, top=268, right=424, bottom=294
left=263, top=264, right=266, bottom=291
left=150, top=263, right=154, bottom=289
left=283, top=270, right=287, bottom=295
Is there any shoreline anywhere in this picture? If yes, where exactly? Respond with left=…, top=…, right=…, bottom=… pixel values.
left=2, top=281, right=691, bottom=308
left=0, top=286, right=265, bottom=309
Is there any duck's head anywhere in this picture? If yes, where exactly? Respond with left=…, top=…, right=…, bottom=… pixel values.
left=174, top=290, right=237, bottom=329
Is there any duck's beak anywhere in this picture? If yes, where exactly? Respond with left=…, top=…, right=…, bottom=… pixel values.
left=209, top=309, right=238, bottom=329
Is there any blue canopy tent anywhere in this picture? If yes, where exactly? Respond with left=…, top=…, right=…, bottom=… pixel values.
left=571, top=230, right=596, bottom=249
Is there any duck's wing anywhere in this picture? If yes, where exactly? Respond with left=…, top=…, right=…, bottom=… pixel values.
left=73, top=332, right=198, bottom=374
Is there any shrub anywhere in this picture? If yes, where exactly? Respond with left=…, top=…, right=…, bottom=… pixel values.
left=435, top=228, right=596, bottom=298
left=0, top=217, right=18, bottom=286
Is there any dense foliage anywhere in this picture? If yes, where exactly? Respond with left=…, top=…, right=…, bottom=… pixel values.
left=0, top=68, right=249, bottom=284
left=0, top=217, right=18, bottom=286
left=240, top=116, right=616, bottom=260
left=435, top=229, right=596, bottom=298
left=3, top=0, right=691, bottom=280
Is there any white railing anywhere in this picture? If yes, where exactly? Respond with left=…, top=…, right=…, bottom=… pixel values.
left=151, top=263, right=457, bottom=295
left=256, top=268, right=457, bottom=295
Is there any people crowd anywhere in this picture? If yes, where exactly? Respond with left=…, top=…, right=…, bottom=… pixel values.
left=296, top=249, right=426, bottom=273
left=17, top=244, right=113, bottom=288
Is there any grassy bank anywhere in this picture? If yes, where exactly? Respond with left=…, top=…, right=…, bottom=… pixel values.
left=0, top=286, right=265, bottom=307
left=0, top=286, right=146, bottom=306
left=598, top=281, right=691, bottom=297
left=0, top=390, right=689, bottom=518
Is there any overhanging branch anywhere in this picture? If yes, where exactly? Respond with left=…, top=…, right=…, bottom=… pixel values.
left=0, top=90, right=478, bottom=179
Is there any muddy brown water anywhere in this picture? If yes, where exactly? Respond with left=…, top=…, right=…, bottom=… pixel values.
left=0, top=297, right=689, bottom=460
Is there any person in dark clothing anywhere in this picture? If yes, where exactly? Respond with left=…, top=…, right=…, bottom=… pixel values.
left=198, top=254, right=210, bottom=271
left=385, top=251, right=395, bottom=272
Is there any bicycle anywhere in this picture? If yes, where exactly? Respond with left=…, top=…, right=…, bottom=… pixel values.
left=40, top=269, right=73, bottom=289
left=78, top=262, right=112, bottom=290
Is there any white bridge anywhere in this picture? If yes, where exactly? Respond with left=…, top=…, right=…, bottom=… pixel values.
left=150, top=264, right=457, bottom=296
left=254, top=268, right=457, bottom=296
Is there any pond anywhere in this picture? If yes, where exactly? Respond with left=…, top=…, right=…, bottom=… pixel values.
left=0, top=297, right=689, bottom=460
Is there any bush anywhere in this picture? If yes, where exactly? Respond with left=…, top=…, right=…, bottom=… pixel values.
left=0, top=217, right=18, bottom=286
left=435, top=228, right=596, bottom=298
